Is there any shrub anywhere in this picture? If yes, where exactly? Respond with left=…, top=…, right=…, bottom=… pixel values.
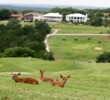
left=4, top=47, right=35, bottom=57
left=98, top=41, right=101, bottom=44
left=88, top=37, right=91, bottom=40
left=74, top=38, right=78, bottom=41
left=0, top=52, right=3, bottom=58
left=96, top=52, right=110, bottom=63
left=35, top=50, right=54, bottom=61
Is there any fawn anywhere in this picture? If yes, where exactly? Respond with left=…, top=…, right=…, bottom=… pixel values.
left=12, top=72, right=39, bottom=84
left=51, top=75, right=70, bottom=87
left=40, top=70, right=54, bottom=83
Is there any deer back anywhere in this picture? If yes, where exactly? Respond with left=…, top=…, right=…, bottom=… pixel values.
left=12, top=72, right=39, bottom=84
left=40, top=70, right=54, bottom=83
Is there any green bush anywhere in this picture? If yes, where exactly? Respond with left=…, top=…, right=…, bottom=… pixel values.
left=4, top=47, right=35, bottom=57
left=96, top=52, right=110, bottom=63
left=35, top=50, right=54, bottom=61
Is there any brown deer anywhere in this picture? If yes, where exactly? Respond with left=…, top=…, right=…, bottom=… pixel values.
left=12, top=72, right=39, bottom=84
left=40, top=70, right=54, bottom=83
left=51, top=75, right=70, bottom=87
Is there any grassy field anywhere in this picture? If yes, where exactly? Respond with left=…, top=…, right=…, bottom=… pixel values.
left=1, top=22, right=110, bottom=100
left=48, top=35, right=110, bottom=61
left=0, top=21, right=109, bottom=34
left=0, top=58, right=110, bottom=100
left=50, top=23, right=110, bottom=34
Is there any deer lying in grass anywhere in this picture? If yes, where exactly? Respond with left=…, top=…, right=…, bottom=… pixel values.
left=12, top=72, right=39, bottom=84
left=51, top=75, right=70, bottom=87
left=40, top=70, right=54, bottom=83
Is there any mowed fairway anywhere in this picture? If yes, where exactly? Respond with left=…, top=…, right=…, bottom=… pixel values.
left=0, top=58, right=110, bottom=99
left=1, top=22, right=110, bottom=99
left=50, top=23, right=110, bottom=34
left=48, top=35, right=110, bottom=61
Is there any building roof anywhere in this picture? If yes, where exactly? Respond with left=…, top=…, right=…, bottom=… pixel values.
left=66, top=13, right=87, bottom=17
left=10, top=14, right=24, bottom=18
left=43, top=13, right=62, bottom=17
left=24, top=12, right=43, bottom=16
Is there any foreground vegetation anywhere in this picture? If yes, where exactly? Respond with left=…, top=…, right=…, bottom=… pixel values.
left=0, top=58, right=110, bottom=100
left=0, top=7, right=110, bottom=100
left=0, top=19, right=54, bottom=60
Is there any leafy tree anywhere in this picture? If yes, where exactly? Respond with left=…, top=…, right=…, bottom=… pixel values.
left=19, top=25, right=36, bottom=36
left=0, top=18, right=54, bottom=60
left=6, top=18, right=21, bottom=30
left=26, top=41, right=45, bottom=51
left=96, top=52, right=110, bottom=63
left=35, top=21, right=51, bottom=35
left=35, top=50, right=54, bottom=60
left=0, top=24, right=5, bottom=32
left=90, top=16, right=103, bottom=26
left=103, top=19, right=110, bottom=27
left=10, top=10, right=18, bottom=14
left=22, top=10, right=33, bottom=14
left=4, top=47, right=35, bottom=57
left=0, top=9, right=11, bottom=20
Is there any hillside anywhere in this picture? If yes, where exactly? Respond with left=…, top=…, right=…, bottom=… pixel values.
left=0, top=4, right=107, bottom=12
left=0, top=4, right=51, bottom=11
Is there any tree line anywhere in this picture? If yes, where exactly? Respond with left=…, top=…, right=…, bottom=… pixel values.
left=1, top=8, right=110, bottom=27
left=0, top=19, right=54, bottom=60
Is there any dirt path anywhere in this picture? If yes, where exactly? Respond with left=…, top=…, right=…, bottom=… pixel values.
left=44, top=29, right=58, bottom=52
left=44, top=30, right=109, bottom=52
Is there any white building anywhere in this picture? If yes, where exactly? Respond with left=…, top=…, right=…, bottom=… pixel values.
left=43, top=13, right=63, bottom=22
left=24, top=12, right=43, bottom=22
left=66, top=13, right=88, bottom=23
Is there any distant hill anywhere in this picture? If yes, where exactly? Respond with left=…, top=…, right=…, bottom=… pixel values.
left=0, top=4, right=107, bottom=11
left=0, top=4, right=51, bottom=11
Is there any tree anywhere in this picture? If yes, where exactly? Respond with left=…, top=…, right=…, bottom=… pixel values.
left=4, top=47, right=35, bottom=57
left=90, top=16, right=103, bottom=26
left=6, top=18, right=21, bottom=30
left=26, top=41, right=45, bottom=51
left=22, top=10, right=33, bottom=14
left=103, top=19, right=110, bottom=27
left=96, top=52, right=110, bottom=63
left=0, top=18, right=54, bottom=60
left=35, top=21, right=51, bottom=35
left=0, top=9, right=11, bottom=20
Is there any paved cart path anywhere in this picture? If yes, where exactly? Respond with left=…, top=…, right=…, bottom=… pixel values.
left=44, top=29, right=110, bottom=52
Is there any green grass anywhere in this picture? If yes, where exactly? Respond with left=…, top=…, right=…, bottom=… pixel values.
left=48, top=35, right=110, bottom=61
left=0, top=58, right=78, bottom=72
left=0, top=22, right=110, bottom=99
left=50, top=23, right=110, bottom=34
left=0, top=20, right=8, bottom=25
left=0, top=58, right=110, bottom=100
left=1, top=21, right=109, bottom=34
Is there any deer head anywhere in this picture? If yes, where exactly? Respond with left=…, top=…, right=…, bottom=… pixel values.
left=52, top=75, right=70, bottom=87
left=60, top=75, right=70, bottom=82
left=12, top=72, right=21, bottom=80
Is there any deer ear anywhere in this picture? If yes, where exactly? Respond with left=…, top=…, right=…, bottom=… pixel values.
left=40, top=70, right=43, bottom=73
left=18, top=73, right=21, bottom=75
left=67, top=75, right=70, bottom=78
left=60, top=75, right=63, bottom=78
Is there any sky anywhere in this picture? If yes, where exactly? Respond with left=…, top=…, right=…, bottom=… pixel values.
left=0, top=0, right=110, bottom=7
